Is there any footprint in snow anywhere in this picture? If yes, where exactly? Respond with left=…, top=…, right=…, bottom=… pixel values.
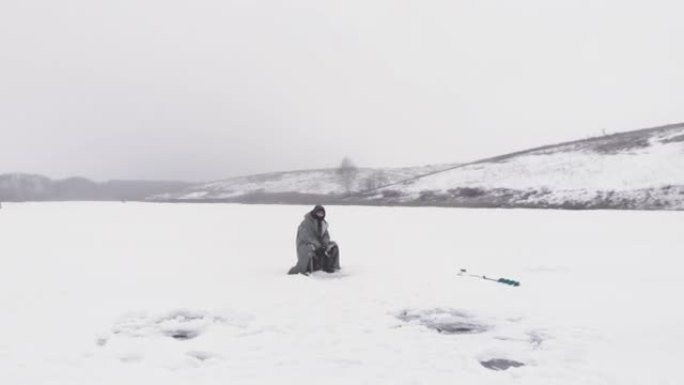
left=397, top=308, right=490, bottom=335
left=102, top=309, right=230, bottom=345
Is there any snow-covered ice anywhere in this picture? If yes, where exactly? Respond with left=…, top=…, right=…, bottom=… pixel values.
left=0, top=202, right=682, bottom=384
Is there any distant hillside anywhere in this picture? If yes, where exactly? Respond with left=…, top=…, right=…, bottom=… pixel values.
left=8, top=122, right=683, bottom=210
left=150, top=165, right=458, bottom=203
left=150, top=123, right=684, bottom=210
left=361, top=123, right=684, bottom=210
left=0, top=174, right=191, bottom=202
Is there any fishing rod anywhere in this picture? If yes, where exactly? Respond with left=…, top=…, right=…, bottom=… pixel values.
left=458, top=268, right=521, bottom=287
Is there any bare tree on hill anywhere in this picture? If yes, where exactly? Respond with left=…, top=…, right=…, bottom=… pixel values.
left=336, top=157, right=358, bottom=194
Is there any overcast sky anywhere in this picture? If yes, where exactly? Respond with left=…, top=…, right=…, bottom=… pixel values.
left=1, top=0, right=682, bottom=182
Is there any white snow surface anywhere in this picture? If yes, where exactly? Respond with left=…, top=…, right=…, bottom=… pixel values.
left=1, top=202, right=683, bottom=384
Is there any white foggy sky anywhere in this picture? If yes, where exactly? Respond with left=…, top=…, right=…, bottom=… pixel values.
left=1, top=0, right=682, bottom=182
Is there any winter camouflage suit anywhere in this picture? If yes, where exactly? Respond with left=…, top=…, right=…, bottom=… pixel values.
left=288, top=205, right=340, bottom=274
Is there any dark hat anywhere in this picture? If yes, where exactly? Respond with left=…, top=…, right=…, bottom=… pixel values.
left=311, top=204, right=326, bottom=218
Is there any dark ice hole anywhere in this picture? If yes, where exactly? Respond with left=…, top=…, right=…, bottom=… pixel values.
left=431, top=322, right=487, bottom=334
left=480, top=358, right=525, bottom=371
left=166, top=330, right=200, bottom=340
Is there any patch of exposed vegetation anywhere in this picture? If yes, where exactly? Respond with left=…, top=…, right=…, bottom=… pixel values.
left=448, top=187, right=486, bottom=198
left=381, top=189, right=402, bottom=198
left=662, top=134, right=684, bottom=144
left=590, top=134, right=651, bottom=154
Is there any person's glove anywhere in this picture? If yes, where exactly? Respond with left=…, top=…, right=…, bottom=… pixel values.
left=326, top=242, right=337, bottom=252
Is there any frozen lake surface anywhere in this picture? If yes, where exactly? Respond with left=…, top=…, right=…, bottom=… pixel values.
left=0, top=203, right=682, bottom=384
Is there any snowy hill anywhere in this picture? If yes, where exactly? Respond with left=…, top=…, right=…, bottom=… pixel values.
left=151, top=123, right=684, bottom=210
left=151, top=165, right=457, bottom=203
left=363, top=123, right=684, bottom=210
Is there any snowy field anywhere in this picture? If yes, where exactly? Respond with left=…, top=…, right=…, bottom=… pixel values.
left=1, top=203, right=682, bottom=385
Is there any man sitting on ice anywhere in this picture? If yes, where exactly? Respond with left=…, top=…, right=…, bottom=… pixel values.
left=288, top=205, right=340, bottom=275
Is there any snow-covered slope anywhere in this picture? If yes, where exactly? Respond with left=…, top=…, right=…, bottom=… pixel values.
left=152, top=165, right=457, bottom=201
left=368, top=123, right=684, bottom=210
left=151, top=123, right=684, bottom=210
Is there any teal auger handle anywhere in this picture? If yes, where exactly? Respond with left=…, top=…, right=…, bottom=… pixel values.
left=460, top=269, right=520, bottom=287
left=497, top=278, right=521, bottom=287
